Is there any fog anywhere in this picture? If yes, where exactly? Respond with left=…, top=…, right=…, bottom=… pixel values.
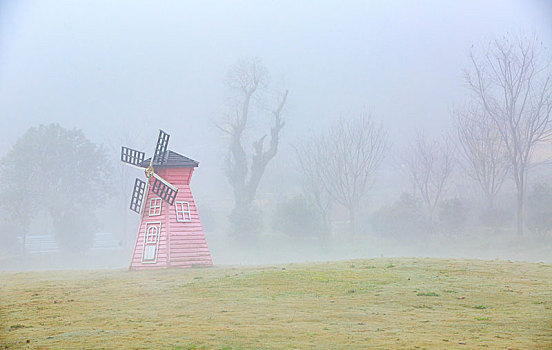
left=1, top=1, right=551, bottom=271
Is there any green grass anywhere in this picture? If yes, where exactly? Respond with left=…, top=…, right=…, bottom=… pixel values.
left=8, top=324, right=26, bottom=330
left=417, top=291, right=440, bottom=297
left=1, top=258, right=551, bottom=349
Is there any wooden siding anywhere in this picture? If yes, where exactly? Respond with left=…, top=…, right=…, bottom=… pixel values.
left=130, top=167, right=212, bottom=270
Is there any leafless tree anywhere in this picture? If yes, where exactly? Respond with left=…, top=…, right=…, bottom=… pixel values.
left=403, top=133, right=455, bottom=223
left=296, top=115, right=387, bottom=233
left=294, top=139, right=332, bottom=236
left=466, top=35, right=552, bottom=235
left=218, top=58, right=288, bottom=236
left=454, top=103, right=509, bottom=209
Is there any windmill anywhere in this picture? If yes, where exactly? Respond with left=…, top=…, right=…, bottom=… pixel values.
left=121, top=129, right=177, bottom=213
left=121, top=129, right=213, bottom=269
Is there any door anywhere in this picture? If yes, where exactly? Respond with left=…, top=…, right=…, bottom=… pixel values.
left=142, top=222, right=161, bottom=263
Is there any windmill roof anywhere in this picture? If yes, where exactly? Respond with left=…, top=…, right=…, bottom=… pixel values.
left=139, top=150, right=199, bottom=168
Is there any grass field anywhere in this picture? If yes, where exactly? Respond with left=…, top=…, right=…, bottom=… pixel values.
left=1, top=258, right=551, bottom=349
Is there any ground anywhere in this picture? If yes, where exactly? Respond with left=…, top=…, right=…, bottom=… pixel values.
left=0, top=258, right=551, bottom=349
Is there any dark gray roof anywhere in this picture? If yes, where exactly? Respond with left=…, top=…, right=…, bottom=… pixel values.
left=138, top=150, right=199, bottom=168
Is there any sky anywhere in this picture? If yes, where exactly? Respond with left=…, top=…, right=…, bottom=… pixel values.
left=0, top=0, right=551, bottom=194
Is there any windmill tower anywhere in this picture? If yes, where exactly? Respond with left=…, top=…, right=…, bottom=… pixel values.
left=121, top=130, right=213, bottom=269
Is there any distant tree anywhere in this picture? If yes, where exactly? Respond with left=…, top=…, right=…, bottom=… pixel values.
left=402, top=133, right=455, bottom=224
left=466, top=35, right=552, bottom=235
left=218, top=58, right=288, bottom=238
left=296, top=115, right=387, bottom=233
left=454, top=103, right=509, bottom=209
left=0, top=206, right=25, bottom=254
left=0, top=155, right=36, bottom=252
left=0, top=124, right=113, bottom=252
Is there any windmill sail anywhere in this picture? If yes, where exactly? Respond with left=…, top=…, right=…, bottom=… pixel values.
left=153, top=129, right=170, bottom=165
left=121, top=147, right=146, bottom=167
left=151, top=176, right=178, bottom=205
left=124, top=129, right=179, bottom=214
left=130, top=178, right=147, bottom=214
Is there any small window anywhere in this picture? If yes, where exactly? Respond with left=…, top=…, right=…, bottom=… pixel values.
left=145, top=224, right=159, bottom=244
left=175, top=201, right=191, bottom=222
left=149, top=198, right=162, bottom=216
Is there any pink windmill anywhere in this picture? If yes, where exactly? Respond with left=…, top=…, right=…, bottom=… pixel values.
left=121, top=129, right=212, bottom=269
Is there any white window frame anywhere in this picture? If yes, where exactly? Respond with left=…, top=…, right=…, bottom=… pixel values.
left=142, top=221, right=161, bottom=264
left=175, top=201, right=192, bottom=222
left=149, top=197, right=162, bottom=216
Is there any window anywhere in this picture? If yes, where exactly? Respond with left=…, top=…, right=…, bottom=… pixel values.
left=175, top=201, right=191, bottom=222
left=145, top=224, right=159, bottom=244
left=149, top=197, right=161, bottom=216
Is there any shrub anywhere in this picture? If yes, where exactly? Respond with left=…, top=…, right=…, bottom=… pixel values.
left=371, top=193, right=427, bottom=240
left=527, top=183, right=552, bottom=234
left=229, top=204, right=263, bottom=241
left=438, top=198, right=468, bottom=235
left=271, top=194, right=322, bottom=239
left=478, top=207, right=512, bottom=228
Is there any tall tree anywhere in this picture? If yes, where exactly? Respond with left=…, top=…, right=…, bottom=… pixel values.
left=0, top=124, right=113, bottom=252
left=219, top=58, right=288, bottom=237
left=403, top=133, right=455, bottom=224
left=466, top=35, right=552, bottom=235
left=454, top=103, right=509, bottom=209
left=296, top=115, right=387, bottom=233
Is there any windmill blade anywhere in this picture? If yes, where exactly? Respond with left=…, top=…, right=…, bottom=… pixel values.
left=121, top=146, right=146, bottom=167
left=152, top=129, right=170, bottom=165
left=152, top=171, right=178, bottom=192
left=151, top=173, right=178, bottom=205
left=129, top=178, right=147, bottom=214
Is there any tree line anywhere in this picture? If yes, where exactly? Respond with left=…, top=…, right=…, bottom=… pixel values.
left=223, top=35, right=552, bottom=240
left=0, top=34, right=550, bottom=254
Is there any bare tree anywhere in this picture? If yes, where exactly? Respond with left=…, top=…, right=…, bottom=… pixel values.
left=294, top=139, right=332, bottom=236
left=296, top=115, right=387, bottom=233
left=466, top=35, right=552, bottom=235
left=403, top=133, right=455, bottom=223
left=454, top=103, right=509, bottom=209
left=219, top=58, right=288, bottom=237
